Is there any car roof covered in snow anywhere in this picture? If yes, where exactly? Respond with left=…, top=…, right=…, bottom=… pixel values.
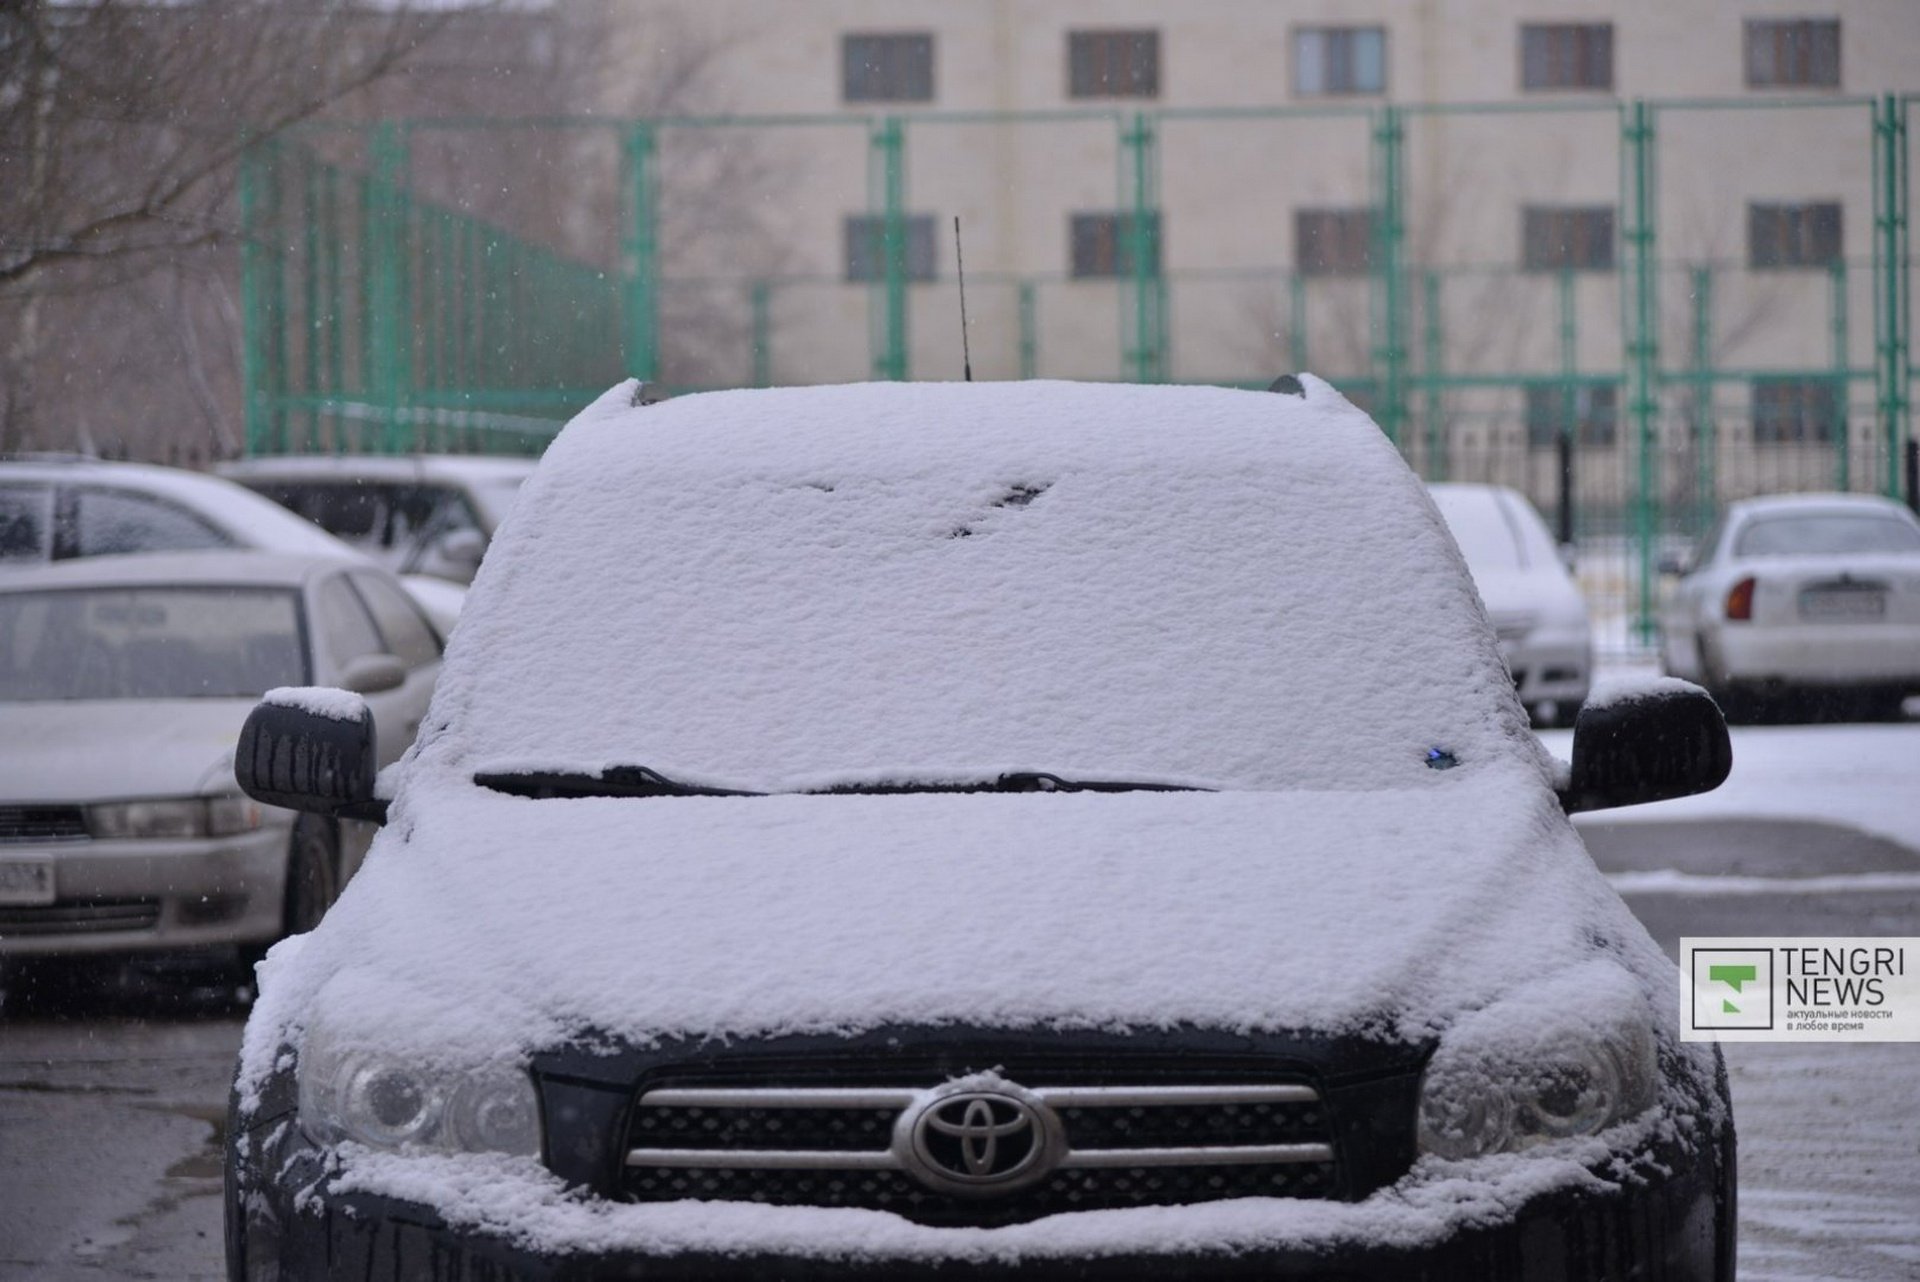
left=420, top=377, right=1533, bottom=795
left=1727, top=491, right=1920, bottom=522
left=0, top=549, right=368, bottom=592
left=219, top=454, right=539, bottom=486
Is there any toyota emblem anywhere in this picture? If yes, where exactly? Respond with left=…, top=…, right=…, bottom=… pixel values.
left=896, top=1082, right=1064, bottom=1196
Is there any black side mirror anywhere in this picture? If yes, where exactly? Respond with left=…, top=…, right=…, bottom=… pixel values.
left=236, top=692, right=389, bottom=824
left=1561, top=683, right=1732, bottom=815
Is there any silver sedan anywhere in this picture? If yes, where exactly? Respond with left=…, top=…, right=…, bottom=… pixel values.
left=0, top=551, right=439, bottom=964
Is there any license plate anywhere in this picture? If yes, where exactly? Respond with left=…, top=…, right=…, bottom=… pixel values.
left=1799, top=589, right=1886, bottom=621
left=0, top=859, right=55, bottom=906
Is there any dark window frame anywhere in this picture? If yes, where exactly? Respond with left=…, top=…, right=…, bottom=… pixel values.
left=1069, top=211, right=1163, bottom=279
left=1294, top=208, right=1375, bottom=276
left=1525, top=383, right=1619, bottom=448
left=1751, top=377, right=1843, bottom=444
left=1067, top=29, right=1160, bottom=99
left=1292, top=25, right=1387, bottom=96
left=1520, top=23, right=1614, bottom=91
left=844, top=214, right=940, bottom=283
left=1748, top=201, right=1843, bottom=269
left=1745, top=19, right=1841, bottom=89
left=842, top=32, right=935, bottom=103
left=1521, top=206, right=1616, bottom=272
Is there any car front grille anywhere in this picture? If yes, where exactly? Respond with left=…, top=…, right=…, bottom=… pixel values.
left=0, top=898, right=161, bottom=935
left=0, top=805, right=88, bottom=843
left=623, top=1078, right=1339, bottom=1225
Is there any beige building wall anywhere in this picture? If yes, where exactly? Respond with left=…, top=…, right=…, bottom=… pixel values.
left=593, top=0, right=1919, bottom=496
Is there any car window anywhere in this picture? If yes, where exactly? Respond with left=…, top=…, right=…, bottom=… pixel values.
left=313, top=573, right=387, bottom=670
left=348, top=571, right=442, bottom=668
left=0, top=587, right=305, bottom=700
left=1690, top=513, right=1727, bottom=569
left=1733, top=513, right=1920, bottom=558
left=70, top=487, right=231, bottom=557
left=0, top=484, right=53, bottom=562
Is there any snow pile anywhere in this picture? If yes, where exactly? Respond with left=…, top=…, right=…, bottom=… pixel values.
left=262, top=686, right=367, bottom=723
left=1581, top=673, right=1709, bottom=712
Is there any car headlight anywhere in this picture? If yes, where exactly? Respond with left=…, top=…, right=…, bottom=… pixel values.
left=88, top=794, right=261, bottom=839
left=297, top=1026, right=541, bottom=1158
left=1417, top=968, right=1659, bottom=1161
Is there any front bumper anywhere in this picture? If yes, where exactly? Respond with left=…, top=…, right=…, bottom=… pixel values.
left=230, top=1067, right=1735, bottom=1282
left=1711, top=621, right=1920, bottom=687
left=1500, top=631, right=1591, bottom=716
left=229, top=1135, right=1729, bottom=1282
left=0, top=822, right=288, bottom=957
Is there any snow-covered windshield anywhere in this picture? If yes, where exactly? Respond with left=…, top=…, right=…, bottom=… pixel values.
left=424, top=381, right=1534, bottom=794
left=0, top=587, right=305, bottom=701
left=1734, top=513, right=1920, bottom=558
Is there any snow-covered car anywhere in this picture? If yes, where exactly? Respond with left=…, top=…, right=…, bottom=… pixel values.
left=219, top=453, right=535, bottom=586
left=0, top=457, right=465, bottom=637
left=1659, top=492, right=1920, bottom=718
left=225, top=379, right=1734, bottom=1280
left=1428, top=482, right=1592, bottom=726
left=0, top=551, right=440, bottom=972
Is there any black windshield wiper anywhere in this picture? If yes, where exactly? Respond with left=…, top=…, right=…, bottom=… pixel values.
left=475, top=766, right=761, bottom=800
left=810, top=771, right=1211, bottom=795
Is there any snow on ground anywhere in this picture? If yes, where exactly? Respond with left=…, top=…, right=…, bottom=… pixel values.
left=1725, top=1043, right=1920, bottom=1281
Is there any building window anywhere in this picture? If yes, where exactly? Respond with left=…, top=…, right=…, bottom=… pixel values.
left=1526, top=384, right=1618, bottom=448
left=1520, top=24, right=1613, bottom=91
left=1749, top=202, right=1842, bottom=268
left=842, top=33, right=934, bottom=103
left=1070, top=212, right=1161, bottom=278
left=1522, top=207, right=1615, bottom=271
left=1068, top=30, right=1159, bottom=98
left=1294, top=27, right=1385, bottom=96
left=1746, top=19, right=1840, bottom=88
left=1752, top=378, right=1841, bottom=443
left=844, top=215, right=938, bottom=282
left=1294, top=208, right=1374, bottom=276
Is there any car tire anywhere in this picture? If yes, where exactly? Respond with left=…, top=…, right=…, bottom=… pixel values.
left=283, top=816, right=341, bottom=937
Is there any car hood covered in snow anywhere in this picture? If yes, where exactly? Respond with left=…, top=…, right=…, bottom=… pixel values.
left=246, top=761, right=1672, bottom=1075
left=0, top=699, right=252, bottom=802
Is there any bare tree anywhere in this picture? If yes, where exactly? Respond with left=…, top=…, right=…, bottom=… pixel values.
left=0, top=1, right=461, bottom=454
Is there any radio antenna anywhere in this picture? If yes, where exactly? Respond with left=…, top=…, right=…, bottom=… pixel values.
left=953, top=216, right=973, bottom=382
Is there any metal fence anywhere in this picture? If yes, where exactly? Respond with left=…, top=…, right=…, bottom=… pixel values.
left=238, top=96, right=1918, bottom=647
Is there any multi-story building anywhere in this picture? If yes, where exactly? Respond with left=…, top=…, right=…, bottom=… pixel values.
left=586, top=1, right=1918, bottom=519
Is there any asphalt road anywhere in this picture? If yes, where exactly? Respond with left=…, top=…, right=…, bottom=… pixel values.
left=3, top=813, right=1917, bottom=1281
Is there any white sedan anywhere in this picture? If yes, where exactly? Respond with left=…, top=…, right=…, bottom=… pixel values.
left=0, top=551, right=439, bottom=971
left=1428, top=482, right=1592, bottom=726
left=1659, top=493, right=1920, bottom=718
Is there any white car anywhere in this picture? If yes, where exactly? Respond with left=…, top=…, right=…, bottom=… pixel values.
left=219, top=454, right=535, bottom=585
left=1659, top=492, right=1920, bottom=719
left=0, top=457, right=464, bottom=636
left=1428, top=483, right=1592, bottom=726
left=0, top=552, right=440, bottom=971
left=1, top=457, right=356, bottom=564
left=225, top=379, right=1733, bottom=1280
